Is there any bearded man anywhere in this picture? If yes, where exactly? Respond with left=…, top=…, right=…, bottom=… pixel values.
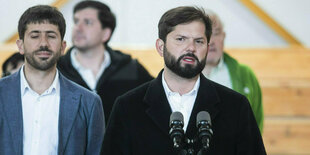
left=0, top=5, right=104, bottom=154
left=102, top=6, right=266, bottom=155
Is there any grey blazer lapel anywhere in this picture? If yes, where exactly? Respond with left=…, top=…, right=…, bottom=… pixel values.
left=0, top=72, right=23, bottom=154
left=57, top=74, right=80, bottom=154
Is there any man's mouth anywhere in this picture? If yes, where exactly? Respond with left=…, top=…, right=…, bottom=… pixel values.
left=209, top=48, right=216, bottom=52
left=73, top=34, right=85, bottom=41
left=182, top=56, right=196, bottom=64
left=36, top=51, right=52, bottom=59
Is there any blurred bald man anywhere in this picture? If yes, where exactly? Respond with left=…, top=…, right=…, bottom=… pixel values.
left=202, top=11, right=264, bottom=132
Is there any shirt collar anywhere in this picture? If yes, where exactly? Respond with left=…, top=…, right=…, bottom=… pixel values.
left=70, top=47, right=111, bottom=72
left=162, top=71, right=200, bottom=97
left=71, top=48, right=82, bottom=70
left=20, top=65, right=60, bottom=96
left=20, top=65, right=29, bottom=95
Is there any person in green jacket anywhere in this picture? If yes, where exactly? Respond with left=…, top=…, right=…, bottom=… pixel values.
left=202, top=11, right=264, bottom=133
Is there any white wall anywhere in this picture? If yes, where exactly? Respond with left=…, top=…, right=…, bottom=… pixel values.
left=0, top=0, right=55, bottom=42
left=0, top=0, right=309, bottom=48
left=254, top=0, right=310, bottom=47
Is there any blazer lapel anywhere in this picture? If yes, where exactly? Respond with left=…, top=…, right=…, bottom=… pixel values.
left=57, top=74, right=80, bottom=154
left=144, top=71, right=172, bottom=137
left=143, top=73, right=221, bottom=139
left=0, top=72, right=23, bottom=154
left=185, top=75, right=220, bottom=138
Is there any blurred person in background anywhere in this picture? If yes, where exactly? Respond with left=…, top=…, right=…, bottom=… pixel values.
left=1, top=52, right=24, bottom=77
left=202, top=10, right=264, bottom=132
left=57, top=0, right=153, bottom=123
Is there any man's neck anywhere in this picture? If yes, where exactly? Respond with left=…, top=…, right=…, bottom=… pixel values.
left=23, top=64, right=56, bottom=95
left=203, top=58, right=221, bottom=76
left=163, top=68, right=199, bottom=95
left=203, top=63, right=218, bottom=76
left=75, top=45, right=106, bottom=76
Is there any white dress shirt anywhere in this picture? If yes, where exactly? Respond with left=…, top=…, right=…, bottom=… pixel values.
left=20, top=66, right=60, bottom=155
left=204, top=56, right=232, bottom=89
left=71, top=48, right=111, bottom=92
left=162, top=72, right=200, bottom=131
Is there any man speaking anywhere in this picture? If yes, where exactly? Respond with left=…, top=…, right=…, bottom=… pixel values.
left=102, top=6, right=266, bottom=155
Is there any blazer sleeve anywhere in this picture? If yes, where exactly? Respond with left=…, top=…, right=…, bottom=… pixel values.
left=86, top=95, right=105, bottom=155
left=102, top=97, right=131, bottom=155
left=246, top=67, right=264, bottom=133
left=235, top=96, right=266, bottom=155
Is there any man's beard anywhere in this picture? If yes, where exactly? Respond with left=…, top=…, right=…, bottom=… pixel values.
left=24, top=46, right=61, bottom=71
left=74, top=44, right=89, bottom=52
left=163, top=46, right=206, bottom=79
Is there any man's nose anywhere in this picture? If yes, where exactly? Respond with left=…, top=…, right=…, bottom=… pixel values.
left=186, top=40, right=196, bottom=53
left=209, top=37, right=215, bottom=46
left=39, top=36, right=49, bottom=47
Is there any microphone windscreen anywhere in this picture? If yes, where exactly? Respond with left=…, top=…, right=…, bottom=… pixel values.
left=196, top=111, right=211, bottom=127
left=170, top=111, right=184, bottom=126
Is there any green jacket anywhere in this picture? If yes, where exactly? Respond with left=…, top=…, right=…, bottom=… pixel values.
left=224, top=52, right=264, bottom=133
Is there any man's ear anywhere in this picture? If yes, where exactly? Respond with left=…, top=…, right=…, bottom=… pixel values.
left=206, top=42, right=210, bottom=56
left=16, top=39, right=24, bottom=55
left=156, top=39, right=164, bottom=57
left=102, top=28, right=112, bottom=43
left=61, top=40, right=67, bottom=55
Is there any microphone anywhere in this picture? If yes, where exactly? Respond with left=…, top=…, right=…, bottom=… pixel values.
left=169, top=111, right=185, bottom=149
left=196, top=111, right=213, bottom=153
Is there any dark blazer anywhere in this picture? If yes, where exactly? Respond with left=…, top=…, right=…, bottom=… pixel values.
left=0, top=70, right=105, bottom=155
left=102, top=71, right=266, bottom=155
left=57, top=46, right=154, bottom=123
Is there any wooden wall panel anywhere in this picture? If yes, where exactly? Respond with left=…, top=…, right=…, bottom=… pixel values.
left=1, top=45, right=310, bottom=154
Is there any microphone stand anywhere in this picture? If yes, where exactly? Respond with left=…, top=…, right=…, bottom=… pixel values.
left=176, top=135, right=211, bottom=155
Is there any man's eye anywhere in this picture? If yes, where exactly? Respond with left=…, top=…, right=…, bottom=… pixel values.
left=196, top=40, right=204, bottom=44
left=73, top=19, right=79, bottom=24
left=85, top=20, right=93, bottom=25
left=31, top=36, right=39, bottom=39
left=48, top=35, right=56, bottom=38
left=176, top=37, right=184, bottom=41
left=213, top=32, right=221, bottom=36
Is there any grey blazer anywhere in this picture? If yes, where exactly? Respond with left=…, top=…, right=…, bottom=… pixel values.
left=0, top=70, right=105, bottom=155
